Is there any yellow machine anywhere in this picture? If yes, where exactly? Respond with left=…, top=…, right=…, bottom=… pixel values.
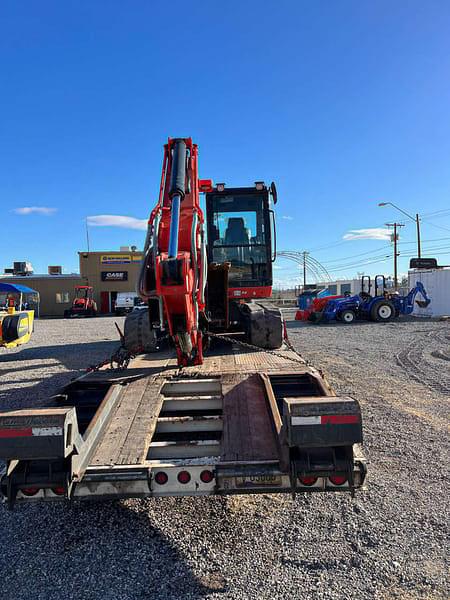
left=0, top=283, right=38, bottom=349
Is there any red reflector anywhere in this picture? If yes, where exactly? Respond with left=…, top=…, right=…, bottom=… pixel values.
left=200, top=470, right=214, bottom=483
left=21, top=487, right=39, bottom=496
left=52, top=486, right=65, bottom=496
left=154, top=471, right=168, bottom=485
left=321, top=415, right=359, bottom=425
left=329, top=475, right=347, bottom=486
left=299, top=476, right=318, bottom=486
left=0, top=427, right=32, bottom=438
left=177, top=471, right=191, bottom=484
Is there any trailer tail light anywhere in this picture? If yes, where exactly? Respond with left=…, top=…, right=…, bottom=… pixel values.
left=177, top=471, right=191, bottom=484
left=52, top=486, right=65, bottom=496
left=21, top=487, right=39, bottom=496
left=329, top=475, right=347, bottom=486
left=299, top=476, right=318, bottom=486
left=200, top=470, right=214, bottom=483
left=154, top=471, right=168, bottom=485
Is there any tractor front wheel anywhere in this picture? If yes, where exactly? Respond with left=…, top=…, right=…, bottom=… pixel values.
left=340, top=310, right=356, bottom=324
left=371, top=301, right=394, bottom=322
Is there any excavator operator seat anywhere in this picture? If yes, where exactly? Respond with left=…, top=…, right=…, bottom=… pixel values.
left=224, top=218, right=250, bottom=245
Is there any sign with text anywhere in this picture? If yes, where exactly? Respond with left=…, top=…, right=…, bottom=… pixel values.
left=101, top=271, right=128, bottom=282
left=409, top=258, right=438, bottom=269
left=101, top=254, right=131, bottom=264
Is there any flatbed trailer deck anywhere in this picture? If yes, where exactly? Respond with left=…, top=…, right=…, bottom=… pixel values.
left=0, top=343, right=366, bottom=507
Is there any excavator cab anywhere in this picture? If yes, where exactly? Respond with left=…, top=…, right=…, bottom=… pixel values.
left=205, top=182, right=277, bottom=297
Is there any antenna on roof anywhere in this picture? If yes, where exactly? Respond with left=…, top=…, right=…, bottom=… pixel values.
left=85, top=218, right=90, bottom=253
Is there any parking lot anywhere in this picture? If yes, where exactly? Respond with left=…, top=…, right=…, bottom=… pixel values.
left=0, top=316, right=449, bottom=600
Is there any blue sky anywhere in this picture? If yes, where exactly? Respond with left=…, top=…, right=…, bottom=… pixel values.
left=1, top=1, right=450, bottom=287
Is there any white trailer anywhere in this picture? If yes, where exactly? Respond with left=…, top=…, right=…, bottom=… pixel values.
left=409, top=268, right=450, bottom=317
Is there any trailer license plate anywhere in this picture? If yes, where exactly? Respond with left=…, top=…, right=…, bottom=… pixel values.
left=235, top=475, right=282, bottom=488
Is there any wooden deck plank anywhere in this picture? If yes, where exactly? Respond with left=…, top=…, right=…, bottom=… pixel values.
left=117, top=378, right=164, bottom=465
left=90, top=377, right=149, bottom=466
left=221, top=373, right=279, bottom=462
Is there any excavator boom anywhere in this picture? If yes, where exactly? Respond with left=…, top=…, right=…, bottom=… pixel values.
left=138, top=138, right=207, bottom=366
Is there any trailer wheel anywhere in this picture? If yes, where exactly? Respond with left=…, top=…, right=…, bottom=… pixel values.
left=371, top=301, right=394, bottom=322
left=340, top=310, right=356, bottom=324
left=124, top=309, right=158, bottom=353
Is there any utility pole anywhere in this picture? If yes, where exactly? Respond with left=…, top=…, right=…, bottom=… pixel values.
left=378, top=202, right=421, bottom=259
left=416, top=213, right=421, bottom=258
left=386, top=222, right=404, bottom=289
left=302, top=251, right=309, bottom=290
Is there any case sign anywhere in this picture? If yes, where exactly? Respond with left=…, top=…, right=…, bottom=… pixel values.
left=101, top=271, right=128, bottom=282
left=101, top=254, right=131, bottom=264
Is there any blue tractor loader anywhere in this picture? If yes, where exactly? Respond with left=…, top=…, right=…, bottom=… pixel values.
left=318, top=276, right=430, bottom=324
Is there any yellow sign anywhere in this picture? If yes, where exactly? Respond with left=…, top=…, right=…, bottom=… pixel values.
left=100, top=254, right=131, bottom=264
left=132, top=255, right=143, bottom=261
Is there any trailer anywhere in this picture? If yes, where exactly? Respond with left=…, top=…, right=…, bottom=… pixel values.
left=0, top=341, right=366, bottom=508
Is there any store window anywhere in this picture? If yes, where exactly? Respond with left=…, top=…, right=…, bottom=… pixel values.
left=340, top=283, right=352, bottom=294
left=55, top=292, right=70, bottom=303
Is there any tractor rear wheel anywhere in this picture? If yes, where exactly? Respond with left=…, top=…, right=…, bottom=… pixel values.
left=371, top=301, right=394, bottom=322
left=340, top=310, right=356, bottom=324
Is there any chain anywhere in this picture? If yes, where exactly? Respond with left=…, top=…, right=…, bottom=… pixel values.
left=86, top=332, right=171, bottom=374
left=85, top=331, right=305, bottom=374
left=206, top=331, right=307, bottom=366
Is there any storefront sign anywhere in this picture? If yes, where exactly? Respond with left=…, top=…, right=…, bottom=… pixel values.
left=101, top=271, right=128, bottom=282
left=101, top=254, right=131, bottom=264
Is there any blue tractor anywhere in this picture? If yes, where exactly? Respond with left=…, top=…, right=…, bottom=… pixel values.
left=318, top=275, right=430, bottom=324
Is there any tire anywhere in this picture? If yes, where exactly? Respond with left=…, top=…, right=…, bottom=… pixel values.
left=124, top=308, right=158, bottom=353
left=371, top=301, right=395, bottom=322
left=340, top=310, right=356, bottom=324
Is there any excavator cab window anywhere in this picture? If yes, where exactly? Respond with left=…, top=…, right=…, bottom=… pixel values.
left=206, top=187, right=272, bottom=288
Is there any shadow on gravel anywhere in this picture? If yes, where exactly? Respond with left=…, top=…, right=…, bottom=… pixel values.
left=0, top=340, right=119, bottom=411
left=0, top=340, right=118, bottom=369
left=0, top=501, right=212, bottom=600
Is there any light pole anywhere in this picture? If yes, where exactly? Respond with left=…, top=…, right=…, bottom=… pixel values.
left=378, top=202, right=421, bottom=258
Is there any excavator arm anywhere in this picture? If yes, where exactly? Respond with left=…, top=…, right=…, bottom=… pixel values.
left=138, top=138, right=210, bottom=366
left=404, top=281, right=431, bottom=312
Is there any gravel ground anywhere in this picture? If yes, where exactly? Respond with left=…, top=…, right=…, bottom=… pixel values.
left=0, top=315, right=449, bottom=600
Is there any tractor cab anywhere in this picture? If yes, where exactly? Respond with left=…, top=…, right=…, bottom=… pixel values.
left=205, top=183, right=277, bottom=297
left=74, top=286, right=93, bottom=305
left=64, top=286, right=97, bottom=318
left=360, top=275, right=387, bottom=301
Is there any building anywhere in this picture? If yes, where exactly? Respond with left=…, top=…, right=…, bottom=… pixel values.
left=0, top=247, right=143, bottom=317
left=409, top=267, right=450, bottom=317
left=0, top=274, right=86, bottom=316
left=78, top=248, right=143, bottom=313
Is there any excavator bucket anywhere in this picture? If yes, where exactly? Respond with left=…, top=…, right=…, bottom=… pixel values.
left=416, top=299, right=430, bottom=308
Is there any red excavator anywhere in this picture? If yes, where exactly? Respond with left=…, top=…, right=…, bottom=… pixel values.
left=127, top=137, right=282, bottom=365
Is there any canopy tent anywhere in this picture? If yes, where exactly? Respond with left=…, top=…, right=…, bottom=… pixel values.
left=0, top=282, right=40, bottom=317
left=0, top=282, right=38, bottom=294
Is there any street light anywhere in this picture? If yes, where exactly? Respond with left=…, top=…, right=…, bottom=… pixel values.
left=378, top=202, right=421, bottom=258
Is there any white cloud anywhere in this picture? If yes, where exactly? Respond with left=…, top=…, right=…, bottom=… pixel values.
left=87, top=215, right=148, bottom=231
left=281, top=215, right=293, bottom=220
left=13, top=206, right=57, bottom=215
left=343, top=228, right=391, bottom=241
